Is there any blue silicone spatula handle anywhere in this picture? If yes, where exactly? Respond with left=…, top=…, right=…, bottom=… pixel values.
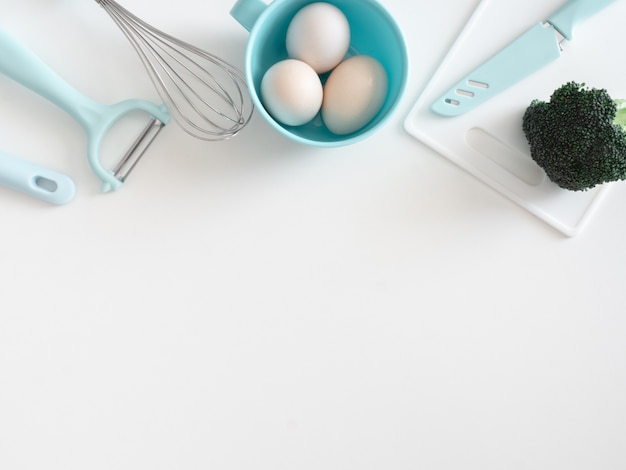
left=548, top=0, right=617, bottom=40
left=0, top=151, right=75, bottom=204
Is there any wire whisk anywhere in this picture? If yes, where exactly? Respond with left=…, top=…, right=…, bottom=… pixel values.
left=96, top=0, right=253, bottom=141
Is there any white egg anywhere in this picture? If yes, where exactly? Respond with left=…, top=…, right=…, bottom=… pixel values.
left=260, top=59, right=323, bottom=127
left=286, top=2, right=350, bottom=74
left=321, top=55, right=388, bottom=135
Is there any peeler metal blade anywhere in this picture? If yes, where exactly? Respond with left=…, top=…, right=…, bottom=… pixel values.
left=113, top=117, right=166, bottom=183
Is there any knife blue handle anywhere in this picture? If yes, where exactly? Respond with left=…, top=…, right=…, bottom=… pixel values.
left=548, top=0, right=617, bottom=40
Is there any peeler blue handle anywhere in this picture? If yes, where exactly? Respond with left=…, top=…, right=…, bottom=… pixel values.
left=0, top=150, right=75, bottom=204
left=0, top=28, right=170, bottom=192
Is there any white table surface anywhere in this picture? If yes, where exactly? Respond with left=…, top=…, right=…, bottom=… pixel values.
left=1, top=1, right=625, bottom=469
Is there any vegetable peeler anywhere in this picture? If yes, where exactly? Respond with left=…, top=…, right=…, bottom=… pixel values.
left=0, top=28, right=171, bottom=192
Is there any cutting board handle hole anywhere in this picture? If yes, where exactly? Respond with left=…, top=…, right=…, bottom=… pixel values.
left=466, top=127, right=545, bottom=186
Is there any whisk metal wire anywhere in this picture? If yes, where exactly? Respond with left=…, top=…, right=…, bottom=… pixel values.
left=96, top=0, right=253, bottom=141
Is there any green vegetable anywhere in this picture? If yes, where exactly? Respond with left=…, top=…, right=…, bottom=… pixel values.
left=522, top=81, right=626, bottom=191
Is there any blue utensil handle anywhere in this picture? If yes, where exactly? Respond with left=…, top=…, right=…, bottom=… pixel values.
left=0, top=28, right=170, bottom=193
left=0, top=151, right=75, bottom=204
left=0, top=28, right=107, bottom=129
left=548, top=0, right=617, bottom=40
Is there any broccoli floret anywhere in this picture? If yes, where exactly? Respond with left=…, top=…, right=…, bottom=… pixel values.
left=522, top=81, right=626, bottom=191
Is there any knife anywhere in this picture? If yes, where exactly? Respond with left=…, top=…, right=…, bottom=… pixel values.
left=430, top=0, right=617, bottom=117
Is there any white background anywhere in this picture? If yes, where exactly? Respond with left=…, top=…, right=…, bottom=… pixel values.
left=1, top=0, right=625, bottom=469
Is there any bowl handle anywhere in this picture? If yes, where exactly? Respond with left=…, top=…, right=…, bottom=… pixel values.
left=230, top=0, right=268, bottom=32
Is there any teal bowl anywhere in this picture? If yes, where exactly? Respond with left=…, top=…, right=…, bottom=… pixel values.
left=231, top=0, right=409, bottom=147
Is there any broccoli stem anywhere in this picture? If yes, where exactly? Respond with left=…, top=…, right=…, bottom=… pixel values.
left=615, top=99, right=626, bottom=132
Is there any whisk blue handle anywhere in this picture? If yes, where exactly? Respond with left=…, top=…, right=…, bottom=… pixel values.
left=0, top=28, right=169, bottom=192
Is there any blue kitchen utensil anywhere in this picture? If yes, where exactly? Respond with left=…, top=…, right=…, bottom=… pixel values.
left=0, top=150, right=75, bottom=204
left=0, top=28, right=170, bottom=192
left=430, top=0, right=617, bottom=116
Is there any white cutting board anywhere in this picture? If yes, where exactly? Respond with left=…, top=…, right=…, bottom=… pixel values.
left=404, top=0, right=626, bottom=237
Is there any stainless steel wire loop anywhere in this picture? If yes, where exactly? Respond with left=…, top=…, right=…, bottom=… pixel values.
left=96, top=0, right=253, bottom=141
